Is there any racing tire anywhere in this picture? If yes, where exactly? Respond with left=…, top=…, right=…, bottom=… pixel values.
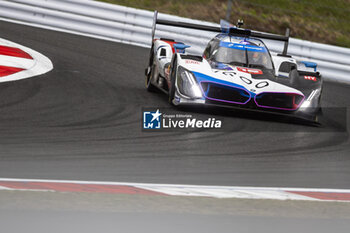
left=145, top=45, right=157, bottom=92
left=146, top=64, right=158, bottom=92
left=288, top=68, right=300, bottom=87
left=168, top=56, right=177, bottom=105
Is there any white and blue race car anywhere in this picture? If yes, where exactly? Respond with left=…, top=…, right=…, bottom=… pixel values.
left=145, top=12, right=322, bottom=121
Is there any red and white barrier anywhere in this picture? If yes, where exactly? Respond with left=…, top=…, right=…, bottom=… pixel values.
left=0, top=38, right=53, bottom=83
left=1, top=178, right=350, bottom=202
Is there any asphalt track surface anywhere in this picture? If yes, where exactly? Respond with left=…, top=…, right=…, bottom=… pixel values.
left=1, top=190, right=350, bottom=233
left=0, top=20, right=350, bottom=189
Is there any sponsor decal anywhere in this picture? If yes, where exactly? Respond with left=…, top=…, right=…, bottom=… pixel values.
left=185, top=60, right=200, bottom=65
left=236, top=67, right=263, bottom=74
left=304, top=76, right=317, bottom=81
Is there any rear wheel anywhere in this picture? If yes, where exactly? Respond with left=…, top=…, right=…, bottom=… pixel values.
left=145, top=45, right=157, bottom=92
left=146, top=63, right=158, bottom=92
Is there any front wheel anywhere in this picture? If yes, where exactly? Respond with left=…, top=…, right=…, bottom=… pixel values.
left=168, top=56, right=177, bottom=105
left=288, top=69, right=299, bottom=87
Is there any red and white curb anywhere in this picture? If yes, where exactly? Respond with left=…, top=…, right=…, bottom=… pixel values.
left=0, top=38, right=53, bottom=82
left=1, top=178, right=350, bottom=202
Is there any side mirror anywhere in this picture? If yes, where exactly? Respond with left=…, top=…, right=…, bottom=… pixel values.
left=173, top=43, right=191, bottom=54
left=301, top=61, right=317, bottom=72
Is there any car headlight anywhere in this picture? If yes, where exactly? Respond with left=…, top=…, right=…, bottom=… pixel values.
left=300, top=100, right=311, bottom=109
left=299, top=89, right=319, bottom=111
left=176, top=66, right=202, bottom=98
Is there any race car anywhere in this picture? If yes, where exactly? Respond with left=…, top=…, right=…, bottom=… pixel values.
left=145, top=12, right=323, bottom=122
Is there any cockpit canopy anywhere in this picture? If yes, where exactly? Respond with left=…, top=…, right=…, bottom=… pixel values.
left=203, top=35, right=274, bottom=71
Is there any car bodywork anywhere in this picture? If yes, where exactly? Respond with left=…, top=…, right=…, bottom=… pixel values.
left=145, top=12, right=322, bottom=122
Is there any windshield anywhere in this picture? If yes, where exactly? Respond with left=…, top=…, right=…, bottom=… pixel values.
left=212, top=41, right=273, bottom=70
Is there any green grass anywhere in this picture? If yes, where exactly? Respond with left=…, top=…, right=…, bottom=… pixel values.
left=98, top=0, right=350, bottom=48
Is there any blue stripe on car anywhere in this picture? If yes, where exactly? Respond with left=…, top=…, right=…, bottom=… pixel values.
left=219, top=41, right=267, bottom=52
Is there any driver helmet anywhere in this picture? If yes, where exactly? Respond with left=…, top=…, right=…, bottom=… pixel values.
left=252, top=52, right=261, bottom=62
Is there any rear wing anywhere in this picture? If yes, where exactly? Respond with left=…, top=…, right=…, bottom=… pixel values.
left=151, top=11, right=290, bottom=56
